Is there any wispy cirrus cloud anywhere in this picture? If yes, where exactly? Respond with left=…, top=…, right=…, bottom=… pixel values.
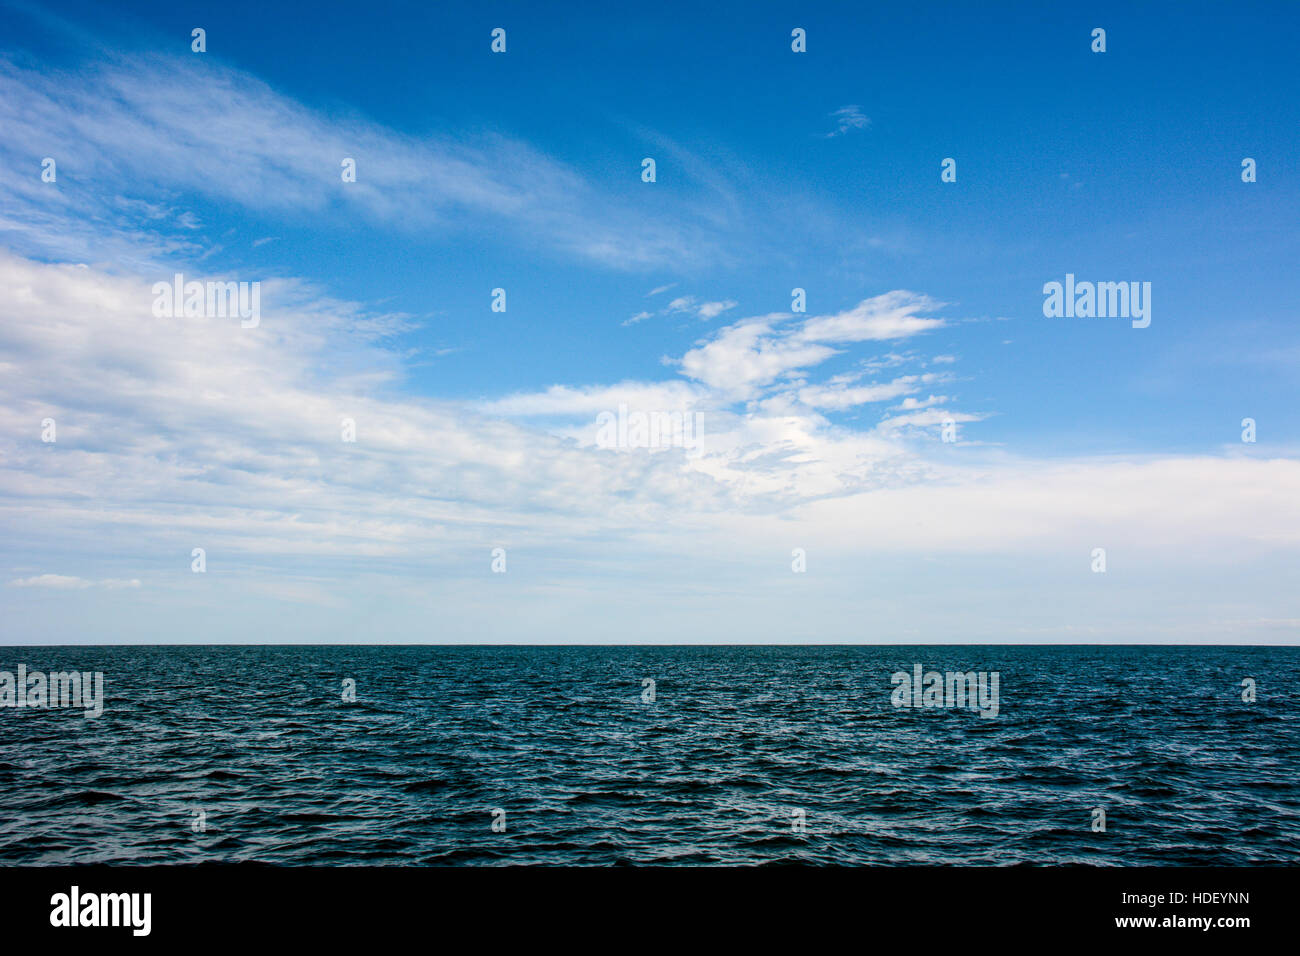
left=9, top=574, right=140, bottom=589
left=673, top=292, right=946, bottom=399
left=624, top=294, right=737, bottom=325
left=0, top=54, right=721, bottom=271
left=826, top=105, right=870, bottom=137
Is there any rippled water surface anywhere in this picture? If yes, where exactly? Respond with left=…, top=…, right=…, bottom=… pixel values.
left=1, top=645, right=1297, bottom=864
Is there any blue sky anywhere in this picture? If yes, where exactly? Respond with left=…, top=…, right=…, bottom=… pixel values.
left=1, top=1, right=1298, bottom=643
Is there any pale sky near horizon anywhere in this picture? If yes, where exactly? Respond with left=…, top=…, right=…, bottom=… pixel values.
left=1, top=1, right=1298, bottom=644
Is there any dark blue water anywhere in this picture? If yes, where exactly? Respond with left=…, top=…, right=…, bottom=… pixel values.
left=1, top=646, right=1297, bottom=865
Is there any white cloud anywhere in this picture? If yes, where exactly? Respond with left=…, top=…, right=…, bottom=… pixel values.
left=9, top=574, right=140, bottom=589
left=677, top=315, right=838, bottom=397
left=797, top=376, right=930, bottom=411
left=9, top=574, right=92, bottom=589
left=891, top=395, right=949, bottom=411
left=696, top=300, right=738, bottom=320
left=626, top=294, right=739, bottom=326
left=796, top=292, right=946, bottom=344
left=675, top=294, right=945, bottom=399
left=3, top=254, right=1298, bottom=643
left=0, top=56, right=717, bottom=271
left=479, top=381, right=702, bottom=418
left=826, top=105, right=870, bottom=138
left=877, top=408, right=984, bottom=433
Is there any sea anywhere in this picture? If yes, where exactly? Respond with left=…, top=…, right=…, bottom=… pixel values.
left=1, top=645, right=1296, bottom=865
